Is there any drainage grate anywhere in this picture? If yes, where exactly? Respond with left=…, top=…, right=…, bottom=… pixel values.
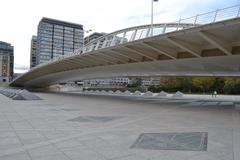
left=132, top=132, right=208, bottom=151
left=68, top=116, right=120, bottom=123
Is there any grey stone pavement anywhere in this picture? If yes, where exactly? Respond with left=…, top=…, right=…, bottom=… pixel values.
left=0, top=92, right=240, bottom=160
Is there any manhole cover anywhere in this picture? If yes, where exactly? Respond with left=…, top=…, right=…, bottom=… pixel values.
left=131, top=132, right=207, bottom=151
left=68, top=116, right=120, bottom=123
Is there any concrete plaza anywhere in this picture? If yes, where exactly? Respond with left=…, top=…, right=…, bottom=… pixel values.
left=0, top=92, right=240, bottom=160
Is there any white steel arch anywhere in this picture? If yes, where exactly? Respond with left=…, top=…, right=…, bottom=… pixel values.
left=11, top=5, right=240, bottom=87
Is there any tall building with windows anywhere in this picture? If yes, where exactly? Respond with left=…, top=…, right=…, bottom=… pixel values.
left=30, top=36, right=37, bottom=68
left=36, top=17, right=84, bottom=64
left=0, top=41, right=14, bottom=82
left=84, top=32, right=107, bottom=44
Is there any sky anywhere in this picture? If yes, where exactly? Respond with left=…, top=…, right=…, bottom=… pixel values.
left=0, top=0, right=239, bottom=73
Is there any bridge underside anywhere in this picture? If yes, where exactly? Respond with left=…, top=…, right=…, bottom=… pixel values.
left=12, top=18, right=240, bottom=88
left=22, top=55, right=240, bottom=87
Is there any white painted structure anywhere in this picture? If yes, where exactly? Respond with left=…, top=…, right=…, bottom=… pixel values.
left=11, top=5, right=240, bottom=88
left=84, top=77, right=130, bottom=87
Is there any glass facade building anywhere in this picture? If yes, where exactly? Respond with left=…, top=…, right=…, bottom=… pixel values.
left=30, top=36, right=37, bottom=68
left=0, top=41, right=14, bottom=82
left=84, top=32, right=107, bottom=44
left=36, top=17, right=83, bottom=64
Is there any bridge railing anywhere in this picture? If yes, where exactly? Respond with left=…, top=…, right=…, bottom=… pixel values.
left=79, top=23, right=195, bottom=54
left=34, top=4, right=240, bottom=68
left=78, top=4, right=240, bottom=55
left=181, top=5, right=240, bottom=25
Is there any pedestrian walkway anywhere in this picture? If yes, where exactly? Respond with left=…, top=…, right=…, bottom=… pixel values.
left=0, top=92, right=239, bottom=160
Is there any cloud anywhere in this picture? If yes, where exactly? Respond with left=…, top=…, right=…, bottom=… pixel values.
left=14, top=64, right=29, bottom=73
left=0, top=0, right=237, bottom=73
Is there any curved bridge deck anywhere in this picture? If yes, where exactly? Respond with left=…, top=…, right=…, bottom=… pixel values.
left=11, top=5, right=240, bottom=87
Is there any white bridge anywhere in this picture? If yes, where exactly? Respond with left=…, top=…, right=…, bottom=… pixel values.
left=11, top=5, right=240, bottom=87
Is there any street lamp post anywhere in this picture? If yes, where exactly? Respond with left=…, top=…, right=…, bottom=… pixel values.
left=151, top=0, right=158, bottom=36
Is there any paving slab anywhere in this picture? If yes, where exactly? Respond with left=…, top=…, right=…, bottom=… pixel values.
left=0, top=92, right=239, bottom=160
left=0, top=152, right=31, bottom=160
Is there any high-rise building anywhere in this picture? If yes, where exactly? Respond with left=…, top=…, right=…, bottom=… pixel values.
left=0, top=41, right=14, bottom=82
left=36, top=17, right=84, bottom=64
left=30, top=36, right=37, bottom=68
left=84, top=32, right=107, bottom=44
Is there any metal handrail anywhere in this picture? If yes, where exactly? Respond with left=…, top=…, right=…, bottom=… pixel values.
left=29, top=4, right=240, bottom=72
left=78, top=4, right=240, bottom=55
left=80, top=23, right=194, bottom=54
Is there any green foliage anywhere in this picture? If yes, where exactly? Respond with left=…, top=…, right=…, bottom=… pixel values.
left=223, top=78, right=240, bottom=94
left=148, top=77, right=240, bottom=94
left=127, top=78, right=142, bottom=88
left=192, top=77, right=215, bottom=93
left=148, top=85, right=162, bottom=93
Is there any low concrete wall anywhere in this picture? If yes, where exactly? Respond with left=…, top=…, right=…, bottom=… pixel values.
left=31, top=85, right=83, bottom=92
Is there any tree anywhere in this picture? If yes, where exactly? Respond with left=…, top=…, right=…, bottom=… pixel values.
left=160, top=77, right=177, bottom=92
left=211, top=77, right=225, bottom=93
left=176, top=77, right=192, bottom=93
left=192, top=77, right=215, bottom=93
left=149, top=77, right=240, bottom=94
left=127, top=78, right=142, bottom=88
left=223, top=78, right=240, bottom=94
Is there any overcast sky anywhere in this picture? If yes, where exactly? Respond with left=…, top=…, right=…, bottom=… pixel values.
left=0, top=0, right=239, bottom=73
